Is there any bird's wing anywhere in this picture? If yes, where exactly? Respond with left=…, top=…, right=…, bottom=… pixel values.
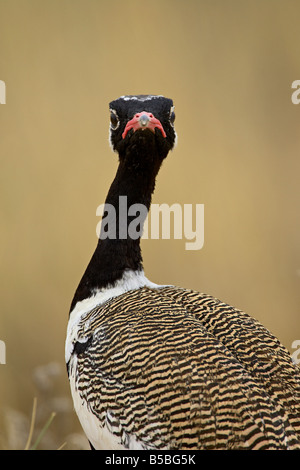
left=69, top=286, right=300, bottom=450
left=164, top=285, right=300, bottom=439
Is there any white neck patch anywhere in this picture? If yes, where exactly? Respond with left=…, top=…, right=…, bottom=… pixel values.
left=65, top=269, right=161, bottom=363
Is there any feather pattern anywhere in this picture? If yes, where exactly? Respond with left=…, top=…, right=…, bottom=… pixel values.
left=68, top=285, right=300, bottom=450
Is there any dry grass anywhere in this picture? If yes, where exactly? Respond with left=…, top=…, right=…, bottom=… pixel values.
left=0, top=363, right=89, bottom=450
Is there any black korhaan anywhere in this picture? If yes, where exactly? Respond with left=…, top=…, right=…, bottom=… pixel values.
left=66, top=95, right=300, bottom=450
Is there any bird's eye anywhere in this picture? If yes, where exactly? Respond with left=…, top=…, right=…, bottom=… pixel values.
left=110, top=110, right=120, bottom=130
left=169, top=106, right=175, bottom=126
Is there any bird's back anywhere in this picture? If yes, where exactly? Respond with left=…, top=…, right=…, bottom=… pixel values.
left=69, top=286, right=300, bottom=450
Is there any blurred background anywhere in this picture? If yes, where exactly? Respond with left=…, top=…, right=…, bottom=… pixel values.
left=0, top=0, right=299, bottom=449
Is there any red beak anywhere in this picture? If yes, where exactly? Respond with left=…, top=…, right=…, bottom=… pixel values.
left=122, top=111, right=166, bottom=139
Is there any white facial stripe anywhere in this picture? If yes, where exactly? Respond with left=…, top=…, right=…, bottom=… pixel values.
left=172, top=130, right=178, bottom=149
left=120, top=95, right=164, bottom=102
left=108, top=127, right=117, bottom=152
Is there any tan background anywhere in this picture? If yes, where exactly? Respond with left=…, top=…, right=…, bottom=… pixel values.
left=0, top=0, right=299, bottom=449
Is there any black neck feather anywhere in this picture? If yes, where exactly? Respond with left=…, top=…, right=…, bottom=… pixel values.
left=70, top=132, right=163, bottom=312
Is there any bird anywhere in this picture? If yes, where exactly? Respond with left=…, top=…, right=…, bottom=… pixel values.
left=65, top=94, right=300, bottom=450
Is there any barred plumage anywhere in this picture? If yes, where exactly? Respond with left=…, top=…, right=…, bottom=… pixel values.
left=68, top=286, right=300, bottom=449
left=66, top=95, right=300, bottom=450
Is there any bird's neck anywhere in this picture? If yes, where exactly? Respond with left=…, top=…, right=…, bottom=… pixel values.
left=70, top=140, right=162, bottom=311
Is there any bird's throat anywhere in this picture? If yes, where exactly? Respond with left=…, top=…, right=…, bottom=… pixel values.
left=70, top=137, right=163, bottom=312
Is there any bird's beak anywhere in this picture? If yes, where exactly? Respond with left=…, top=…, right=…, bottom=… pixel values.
left=122, top=111, right=166, bottom=139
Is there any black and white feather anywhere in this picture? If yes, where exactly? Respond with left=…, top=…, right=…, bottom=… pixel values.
left=66, top=95, right=300, bottom=450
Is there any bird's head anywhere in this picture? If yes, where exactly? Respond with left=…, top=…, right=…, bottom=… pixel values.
left=108, top=95, right=177, bottom=161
